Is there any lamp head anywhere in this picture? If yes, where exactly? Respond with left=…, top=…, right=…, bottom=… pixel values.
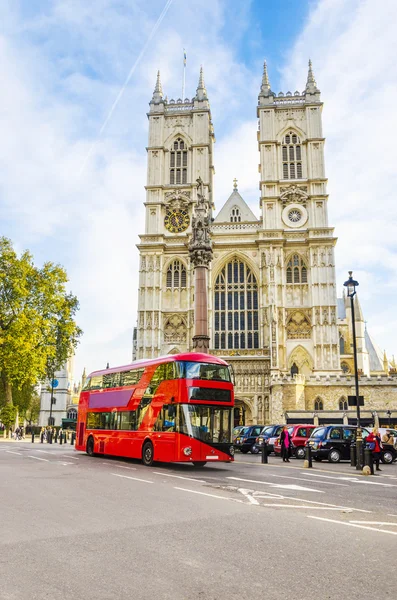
left=343, top=270, right=359, bottom=297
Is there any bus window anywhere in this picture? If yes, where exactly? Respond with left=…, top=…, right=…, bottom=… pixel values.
left=178, top=362, right=231, bottom=382
left=90, top=375, right=102, bottom=390
left=154, top=405, right=177, bottom=432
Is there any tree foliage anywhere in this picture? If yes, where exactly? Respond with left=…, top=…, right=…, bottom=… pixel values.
left=0, top=237, right=82, bottom=405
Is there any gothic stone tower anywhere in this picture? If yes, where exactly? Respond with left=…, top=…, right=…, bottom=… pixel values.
left=135, top=69, right=214, bottom=358
left=257, top=61, right=339, bottom=385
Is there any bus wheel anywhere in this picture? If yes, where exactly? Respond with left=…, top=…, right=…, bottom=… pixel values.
left=86, top=437, right=95, bottom=457
left=192, top=461, right=207, bottom=467
left=142, top=441, right=154, bottom=467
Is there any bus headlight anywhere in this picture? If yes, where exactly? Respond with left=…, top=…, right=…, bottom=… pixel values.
left=229, top=445, right=235, bottom=456
left=183, top=447, right=192, bottom=456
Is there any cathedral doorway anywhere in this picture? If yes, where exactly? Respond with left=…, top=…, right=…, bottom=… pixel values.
left=233, top=399, right=252, bottom=426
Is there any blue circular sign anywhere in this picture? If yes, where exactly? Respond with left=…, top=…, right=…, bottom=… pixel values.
left=51, top=379, right=59, bottom=388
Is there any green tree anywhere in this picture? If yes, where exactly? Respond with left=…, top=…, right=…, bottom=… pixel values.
left=0, top=404, right=17, bottom=435
left=0, top=237, right=82, bottom=405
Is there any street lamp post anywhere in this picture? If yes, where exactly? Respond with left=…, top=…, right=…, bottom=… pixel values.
left=344, top=271, right=362, bottom=470
left=387, top=409, right=392, bottom=428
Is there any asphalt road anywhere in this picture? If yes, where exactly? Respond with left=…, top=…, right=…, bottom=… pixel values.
left=1, top=442, right=397, bottom=600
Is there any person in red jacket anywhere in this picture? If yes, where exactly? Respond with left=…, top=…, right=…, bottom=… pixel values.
left=366, top=427, right=382, bottom=472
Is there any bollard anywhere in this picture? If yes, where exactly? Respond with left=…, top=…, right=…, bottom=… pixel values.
left=261, top=440, right=268, bottom=464
left=48, top=431, right=52, bottom=444
left=63, top=432, right=67, bottom=444
left=350, top=444, right=356, bottom=467
left=364, top=446, right=374, bottom=475
left=31, top=432, right=35, bottom=443
left=59, top=433, right=63, bottom=445
left=304, top=444, right=313, bottom=468
left=71, top=432, right=76, bottom=445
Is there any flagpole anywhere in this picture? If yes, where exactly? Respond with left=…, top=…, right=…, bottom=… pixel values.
left=182, top=49, right=186, bottom=99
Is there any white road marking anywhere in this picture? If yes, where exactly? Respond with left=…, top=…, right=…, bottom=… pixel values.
left=227, top=476, right=324, bottom=494
left=262, top=505, right=354, bottom=511
left=59, top=462, right=76, bottom=466
left=114, top=465, right=137, bottom=470
left=238, top=488, right=260, bottom=505
left=308, top=516, right=397, bottom=536
left=111, top=473, right=153, bottom=484
left=35, top=450, right=53, bottom=454
left=175, top=487, right=243, bottom=502
left=349, top=521, right=397, bottom=526
left=388, top=514, right=397, bottom=517
left=302, top=472, right=397, bottom=487
left=265, top=473, right=348, bottom=487
left=5, top=451, right=22, bottom=456
left=153, top=471, right=206, bottom=483
left=227, top=481, right=371, bottom=512
left=61, top=455, right=79, bottom=460
left=28, top=456, right=49, bottom=462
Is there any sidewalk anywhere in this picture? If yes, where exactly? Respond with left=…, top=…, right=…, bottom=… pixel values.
left=234, top=452, right=397, bottom=476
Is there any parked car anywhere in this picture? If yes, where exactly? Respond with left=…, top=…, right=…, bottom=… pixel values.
left=234, top=425, right=266, bottom=454
left=274, top=424, right=317, bottom=459
left=305, top=425, right=371, bottom=463
left=378, top=428, right=397, bottom=449
left=232, top=426, right=246, bottom=444
left=252, top=424, right=284, bottom=454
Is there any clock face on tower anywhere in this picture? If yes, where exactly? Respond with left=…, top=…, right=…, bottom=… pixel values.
left=164, top=209, right=190, bottom=233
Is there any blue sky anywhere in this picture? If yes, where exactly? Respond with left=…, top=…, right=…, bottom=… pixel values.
left=1, top=0, right=397, bottom=381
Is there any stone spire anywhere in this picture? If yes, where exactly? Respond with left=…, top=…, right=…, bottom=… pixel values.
left=151, top=70, right=164, bottom=104
left=258, top=60, right=275, bottom=105
left=195, top=66, right=208, bottom=101
left=305, top=59, right=319, bottom=95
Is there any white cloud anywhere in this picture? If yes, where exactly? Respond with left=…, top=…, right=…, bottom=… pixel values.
left=280, top=0, right=397, bottom=356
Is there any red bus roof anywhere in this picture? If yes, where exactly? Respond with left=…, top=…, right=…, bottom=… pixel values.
left=88, top=353, right=230, bottom=378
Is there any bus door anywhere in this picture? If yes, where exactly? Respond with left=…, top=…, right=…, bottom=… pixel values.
left=153, top=405, right=177, bottom=462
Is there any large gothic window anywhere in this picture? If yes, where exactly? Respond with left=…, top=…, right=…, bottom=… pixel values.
left=170, top=138, right=188, bottom=185
left=166, top=260, right=187, bottom=289
left=214, top=259, right=259, bottom=350
left=282, top=131, right=303, bottom=180
left=286, top=254, right=307, bottom=284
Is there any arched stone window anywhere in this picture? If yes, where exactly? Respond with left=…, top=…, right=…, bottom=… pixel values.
left=339, top=334, right=345, bottom=355
left=282, top=131, right=303, bottom=180
left=230, top=207, right=241, bottom=223
left=166, top=260, right=187, bottom=289
left=314, top=398, right=324, bottom=411
left=339, top=398, right=348, bottom=411
left=286, top=254, right=307, bottom=284
left=214, top=258, right=259, bottom=350
left=67, top=408, right=77, bottom=420
left=170, top=138, right=188, bottom=185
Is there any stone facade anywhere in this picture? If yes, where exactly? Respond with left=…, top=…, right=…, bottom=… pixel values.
left=134, top=63, right=397, bottom=427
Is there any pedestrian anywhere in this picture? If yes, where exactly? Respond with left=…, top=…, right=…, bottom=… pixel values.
left=381, top=429, right=394, bottom=446
left=40, top=427, right=45, bottom=443
left=366, top=427, right=382, bottom=472
left=280, top=425, right=292, bottom=462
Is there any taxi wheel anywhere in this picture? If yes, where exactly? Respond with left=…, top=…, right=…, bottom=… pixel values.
left=381, top=450, right=394, bottom=464
left=328, top=449, right=341, bottom=463
left=295, top=447, right=305, bottom=459
left=251, top=446, right=259, bottom=454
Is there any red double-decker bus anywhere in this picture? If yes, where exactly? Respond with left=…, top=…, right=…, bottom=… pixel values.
left=75, top=353, right=234, bottom=467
